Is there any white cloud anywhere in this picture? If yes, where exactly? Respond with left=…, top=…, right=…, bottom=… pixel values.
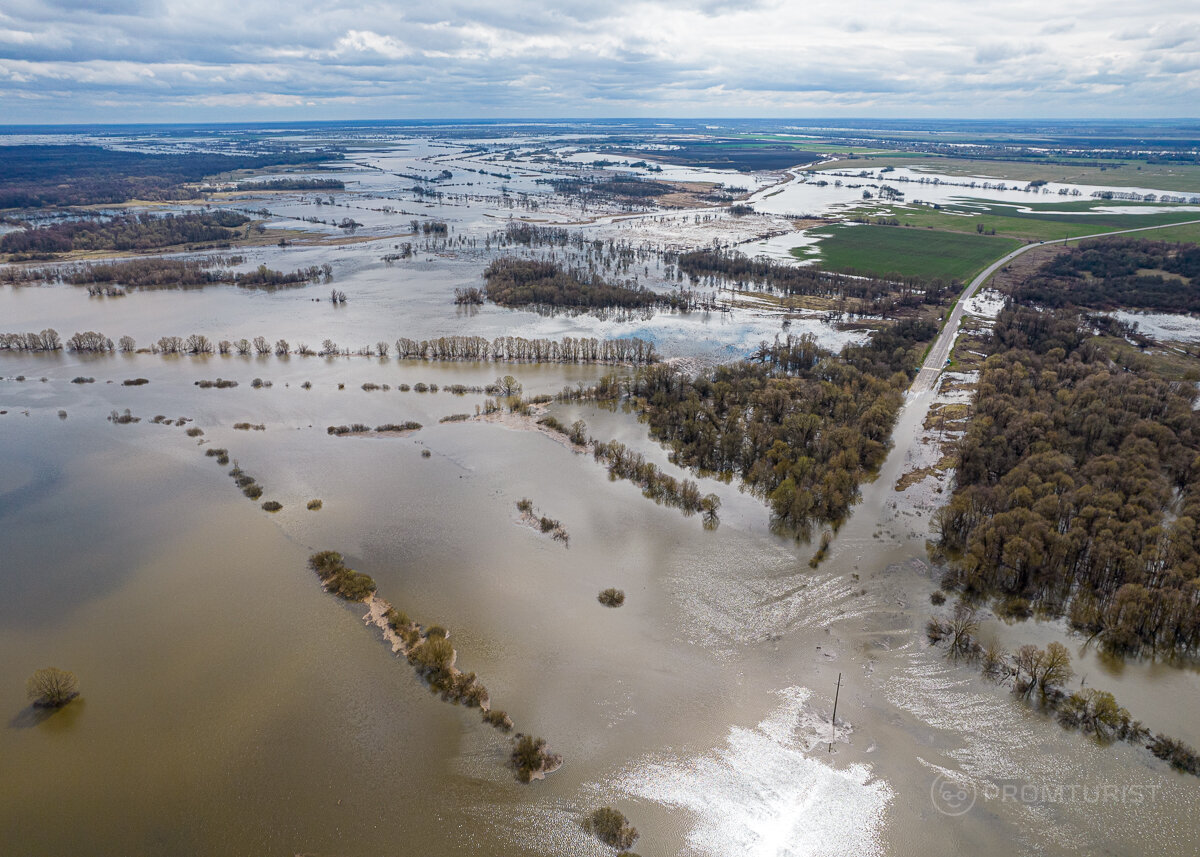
left=0, top=0, right=1196, bottom=120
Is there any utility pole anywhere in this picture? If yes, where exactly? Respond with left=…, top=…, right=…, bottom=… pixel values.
left=829, top=672, right=842, bottom=752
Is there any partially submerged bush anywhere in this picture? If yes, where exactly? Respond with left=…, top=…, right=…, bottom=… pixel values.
left=71, top=376, right=94, bottom=384
left=243, top=484, right=264, bottom=500
left=306, top=499, right=323, bottom=510
left=509, top=734, right=562, bottom=783
left=1148, top=735, right=1200, bottom=775
left=186, top=427, right=203, bottom=437
left=233, top=422, right=265, bottom=431
left=583, top=807, right=639, bottom=852
left=307, top=551, right=377, bottom=602
left=122, top=378, right=149, bottom=386
left=483, top=709, right=514, bottom=732
left=439, top=413, right=471, bottom=423
left=261, top=500, right=282, bottom=512
left=516, top=498, right=534, bottom=514
left=421, top=449, right=432, bottom=458
left=375, top=421, right=421, bottom=433
left=26, top=667, right=79, bottom=708
left=598, top=588, right=625, bottom=607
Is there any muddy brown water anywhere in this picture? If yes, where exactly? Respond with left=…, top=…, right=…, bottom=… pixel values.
left=3, top=132, right=1199, bottom=855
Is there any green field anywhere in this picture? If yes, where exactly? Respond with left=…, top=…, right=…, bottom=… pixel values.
left=794, top=224, right=1021, bottom=281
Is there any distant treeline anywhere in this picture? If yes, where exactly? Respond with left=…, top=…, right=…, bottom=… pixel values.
left=0, top=144, right=342, bottom=208
left=0, top=211, right=250, bottom=254
left=236, top=178, right=344, bottom=191
left=675, top=248, right=956, bottom=314
left=934, top=302, right=1200, bottom=655
left=573, top=320, right=935, bottom=536
left=1007, top=238, right=1200, bottom=313
left=483, top=257, right=660, bottom=310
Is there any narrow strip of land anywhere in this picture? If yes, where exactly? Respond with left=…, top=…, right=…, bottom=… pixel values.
left=911, top=217, right=1200, bottom=394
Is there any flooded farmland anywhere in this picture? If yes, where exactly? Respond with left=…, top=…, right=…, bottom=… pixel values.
left=3, top=124, right=1200, bottom=857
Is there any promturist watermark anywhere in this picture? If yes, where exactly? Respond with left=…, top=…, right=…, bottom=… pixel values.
left=931, top=774, right=1161, bottom=816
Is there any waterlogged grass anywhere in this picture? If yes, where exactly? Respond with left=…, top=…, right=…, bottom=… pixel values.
left=796, top=224, right=1020, bottom=281
left=810, top=154, right=1200, bottom=192
left=861, top=200, right=1200, bottom=242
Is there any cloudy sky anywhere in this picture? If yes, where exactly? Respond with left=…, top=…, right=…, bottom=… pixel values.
left=1, top=0, right=1198, bottom=123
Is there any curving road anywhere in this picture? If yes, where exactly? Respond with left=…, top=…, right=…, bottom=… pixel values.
left=910, top=218, right=1200, bottom=394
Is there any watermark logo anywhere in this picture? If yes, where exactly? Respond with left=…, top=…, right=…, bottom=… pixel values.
left=930, top=775, right=1163, bottom=816
left=931, top=773, right=976, bottom=816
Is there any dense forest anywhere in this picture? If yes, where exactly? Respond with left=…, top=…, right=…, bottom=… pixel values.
left=676, top=248, right=956, bottom=314
left=586, top=319, right=936, bottom=536
left=933, top=302, right=1200, bottom=655
left=483, top=257, right=663, bottom=310
left=538, top=176, right=676, bottom=203
left=0, top=211, right=251, bottom=254
left=1007, top=238, right=1200, bottom=312
left=0, top=145, right=341, bottom=208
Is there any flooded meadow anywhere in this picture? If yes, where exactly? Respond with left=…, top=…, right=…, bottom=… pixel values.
left=3, top=124, right=1200, bottom=856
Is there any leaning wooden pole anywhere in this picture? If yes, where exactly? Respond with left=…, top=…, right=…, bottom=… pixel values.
left=829, top=672, right=842, bottom=752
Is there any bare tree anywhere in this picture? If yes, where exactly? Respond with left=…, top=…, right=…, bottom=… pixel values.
left=26, top=667, right=79, bottom=707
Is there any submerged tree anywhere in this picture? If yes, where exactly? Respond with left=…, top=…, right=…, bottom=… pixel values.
left=26, top=667, right=79, bottom=708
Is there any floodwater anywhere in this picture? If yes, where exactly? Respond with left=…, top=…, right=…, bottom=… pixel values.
left=3, top=126, right=1200, bottom=857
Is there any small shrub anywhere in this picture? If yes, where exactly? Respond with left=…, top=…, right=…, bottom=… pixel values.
left=421, top=449, right=432, bottom=458
left=233, top=422, right=265, bottom=431
left=598, top=588, right=625, bottom=607
left=301, top=381, right=312, bottom=389
left=483, top=709, right=514, bottom=732
left=516, top=498, right=534, bottom=514
left=307, top=499, right=323, bottom=510
left=205, top=448, right=228, bottom=458
left=26, top=667, right=79, bottom=708
left=186, top=427, right=203, bottom=437
left=439, top=413, right=471, bottom=423
left=243, top=484, right=264, bottom=500
left=584, top=806, right=639, bottom=852
left=930, top=590, right=947, bottom=605
left=398, top=383, right=411, bottom=392
left=122, top=378, right=149, bottom=386
left=509, top=734, right=561, bottom=783
left=71, top=376, right=95, bottom=384
left=362, top=382, right=381, bottom=391
left=261, top=500, right=282, bottom=512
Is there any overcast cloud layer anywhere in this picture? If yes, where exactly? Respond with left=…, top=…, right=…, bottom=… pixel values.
left=1, top=0, right=1198, bottom=123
